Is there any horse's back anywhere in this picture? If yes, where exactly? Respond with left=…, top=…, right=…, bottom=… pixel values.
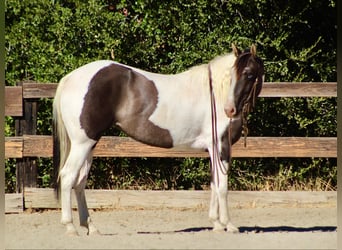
left=56, top=61, right=175, bottom=147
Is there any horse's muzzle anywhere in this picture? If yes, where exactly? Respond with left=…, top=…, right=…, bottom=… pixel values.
left=224, top=101, right=237, bottom=118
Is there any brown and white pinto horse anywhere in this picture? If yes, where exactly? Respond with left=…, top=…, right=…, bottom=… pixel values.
left=53, top=44, right=264, bottom=235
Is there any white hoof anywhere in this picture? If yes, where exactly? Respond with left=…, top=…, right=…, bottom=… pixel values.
left=86, top=218, right=101, bottom=235
left=65, top=223, right=79, bottom=236
left=88, top=227, right=101, bottom=236
left=212, top=221, right=226, bottom=232
left=226, top=222, right=239, bottom=233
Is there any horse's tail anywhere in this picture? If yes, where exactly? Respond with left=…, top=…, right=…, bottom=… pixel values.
left=53, top=74, right=71, bottom=199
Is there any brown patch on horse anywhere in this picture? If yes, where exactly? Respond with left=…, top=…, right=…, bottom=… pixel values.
left=229, top=45, right=264, bottom=120
left=234, top=47, right=264, bottom=81
left=220, top=118, right=243, bottom=162
left=234, top=52, right=253, bottom=80
left=80, top=64, right=173, bottom=148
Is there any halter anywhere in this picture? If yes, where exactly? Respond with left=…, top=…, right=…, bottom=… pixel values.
left=241, top=79, right=258, bottom=147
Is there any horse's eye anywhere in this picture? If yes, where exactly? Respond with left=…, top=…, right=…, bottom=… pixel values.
left=243, top=68, right=254, bottom=80
left=247, top=74, right=254, bottom=79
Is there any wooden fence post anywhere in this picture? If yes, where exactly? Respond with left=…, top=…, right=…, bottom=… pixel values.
left=15, top=82, right=38, bottom=193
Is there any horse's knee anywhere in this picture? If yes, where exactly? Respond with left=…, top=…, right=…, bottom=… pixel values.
left=60, top=172, right=76, bottom=191
left=218, top=187, right=227, bottom=200
left=214, top=179, right=227, bottom=197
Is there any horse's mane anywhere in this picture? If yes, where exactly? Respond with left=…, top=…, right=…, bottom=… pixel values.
left=185, top=53, right=236, bottom=107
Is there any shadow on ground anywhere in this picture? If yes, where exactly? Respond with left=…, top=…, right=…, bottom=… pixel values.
left=138, top=226, right=337, bottom=234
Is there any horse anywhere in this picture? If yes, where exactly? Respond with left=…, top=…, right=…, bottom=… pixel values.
left=53, top=44, right=264, bottom=235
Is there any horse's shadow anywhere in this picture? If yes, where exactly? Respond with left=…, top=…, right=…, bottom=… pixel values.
left=238, top=225, right=337, bottom=233
left=138, top=226, right=337, bottom=234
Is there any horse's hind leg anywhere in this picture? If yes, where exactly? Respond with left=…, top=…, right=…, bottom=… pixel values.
left=59, top=141, right=95, bottom=235
left=74, top=151, right=100, bottom=235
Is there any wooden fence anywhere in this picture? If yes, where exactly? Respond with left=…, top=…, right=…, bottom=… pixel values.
left=4, top=82, right=337, bottom=212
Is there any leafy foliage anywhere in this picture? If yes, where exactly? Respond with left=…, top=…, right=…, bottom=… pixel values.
left=5, top=0, right=336, bottom=192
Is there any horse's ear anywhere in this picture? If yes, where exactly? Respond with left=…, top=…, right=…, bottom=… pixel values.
left=250, top=44, right=257, bottom=56
left=232, top=43, right=241, bottom=57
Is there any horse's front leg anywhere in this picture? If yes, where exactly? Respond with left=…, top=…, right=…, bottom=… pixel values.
left=208, top=148, right=229, bottom=231
left=209, top=180, right=225, bottom=231
left=215, top=161, right=239, bottom=233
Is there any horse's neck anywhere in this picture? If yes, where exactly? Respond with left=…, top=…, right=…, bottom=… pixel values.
left=181, top=64, right=209, bottom=86
left=174, top=60, right=232, bottom=112
left=209, top=54, right=235, bottom=107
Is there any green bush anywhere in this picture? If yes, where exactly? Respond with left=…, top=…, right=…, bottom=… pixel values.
left=5, top=0, right=336, bottom=192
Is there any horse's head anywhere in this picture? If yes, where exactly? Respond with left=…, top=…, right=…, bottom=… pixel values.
left=225, top=44, right=264, bottom=118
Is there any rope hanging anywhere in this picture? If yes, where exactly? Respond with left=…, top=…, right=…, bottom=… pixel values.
left=207, top=64, right=258, bottom=184
left=208, top=64, right=229, bottom=186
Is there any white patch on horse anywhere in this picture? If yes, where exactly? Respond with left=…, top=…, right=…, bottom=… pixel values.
left=224, top=66, right=238, bottom=117
left=149, top=70, right=211, bottom=147
left=148, top=54, right=236, bottom=149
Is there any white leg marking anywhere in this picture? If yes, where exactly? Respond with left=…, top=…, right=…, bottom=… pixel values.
left=209, top=181, right=225, bottom=231
left=208, top=148, right=225, bottom=231
left=74, top=152, right=100, bottom=235
left=59, top=141, right=94, bottom=235
left=208, top=147, right=238, bottom=233
left=217, top=161, right=238, bottom=233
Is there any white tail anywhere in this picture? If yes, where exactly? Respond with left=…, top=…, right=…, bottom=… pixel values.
left=53, top=74, right=71, bottom=185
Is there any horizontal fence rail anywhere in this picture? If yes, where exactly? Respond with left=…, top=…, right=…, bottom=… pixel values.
left=5, top=135, right=337, bottom=158
left=5, top=189, right=337, bottom=213
left=4, top=82, right=338, bottom=116
left=24, top=188, right=337, bottom=210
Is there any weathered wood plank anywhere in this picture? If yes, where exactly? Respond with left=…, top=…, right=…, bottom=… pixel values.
left=237, top=137, right=337, bottom=158
left=5, top=86, right=23, bottom=116
left=5, top=193, right=23, bottom=213
left=94, top=136, right=337, bottom=158
left=22, top=82, right=57, bottom=98
left=260, top=82, right=337, bottom=97
left=5, top=137, right=23, bottom=158
left=24, top=188, right=336, bottom=210
left=23, top=135, right=52, bottom=158
left=21, top=135, right=337, bottom=158
left=94, top=136, right=208, bottom=158
left=20, top=82, right=337, bottom=99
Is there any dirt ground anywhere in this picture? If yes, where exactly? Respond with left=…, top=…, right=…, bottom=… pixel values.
left=5, top=204, right=337, bottom=249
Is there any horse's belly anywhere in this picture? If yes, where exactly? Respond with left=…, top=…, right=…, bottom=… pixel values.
left=147, top=91, right=210, bottom=148
left=148, top=108, right=210, bottom=148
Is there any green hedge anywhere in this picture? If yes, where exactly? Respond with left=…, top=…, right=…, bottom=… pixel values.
left=5, top=0, right=337, bottom=192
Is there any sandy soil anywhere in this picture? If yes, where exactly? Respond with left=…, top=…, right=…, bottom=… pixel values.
left=5, top=205, right=336, bottom=249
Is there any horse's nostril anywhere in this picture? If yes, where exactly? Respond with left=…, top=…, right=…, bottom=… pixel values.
left=230, top=107, right=236, bottom=116
left=225, top=106, right=236, bottom=118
